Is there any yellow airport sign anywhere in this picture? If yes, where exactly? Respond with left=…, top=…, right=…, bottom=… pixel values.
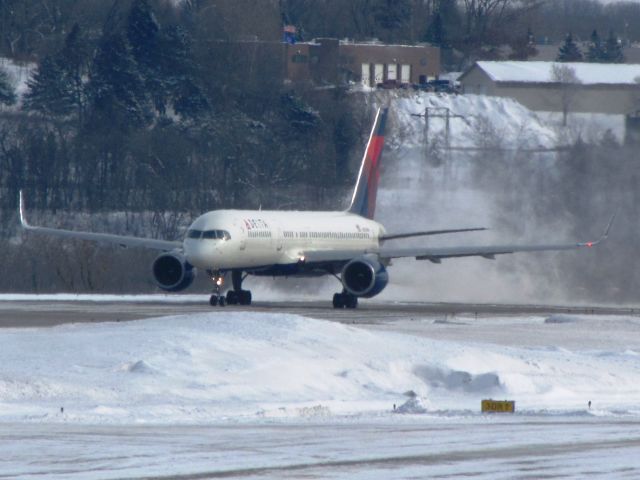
left=482, top=399, right=515, bottom=413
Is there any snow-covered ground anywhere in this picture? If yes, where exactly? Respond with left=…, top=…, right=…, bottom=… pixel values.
left=2, top=312, right=639, bottom=423
left=0, top=57, right=34, bottom=105
left=1, top=309, right=640, bottom=478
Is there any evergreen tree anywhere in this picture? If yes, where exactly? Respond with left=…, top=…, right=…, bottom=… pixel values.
left=509, top=27, right=537, bottom=60
left=87, top=32, right=152, bottom=129
left=127, top=0, right=160, bottom=66
left=160, top=25, right=209, bottom=118
left=23, top=25, right=90, bottom=119
left=587, top=29, right=603, bottom=62
left=59, top=24, right=90, bottom=122
left=556, top=33, right=583, bottom=62
left=0, top=68, right=16, bottom=106
left=372, top=0, right=411, bottom=40
left=127, top=0, right=165, bottom=114
left=59, top=23, right=89, bottom=121
left=23, top=56, right=74, bottom=116
left=425, top=12, right=445, bottom=47
left=603, top=30, right=624, bottom=63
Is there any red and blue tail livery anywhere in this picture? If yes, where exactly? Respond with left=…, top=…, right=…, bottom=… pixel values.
left=348, top=107, right=388, bottom=220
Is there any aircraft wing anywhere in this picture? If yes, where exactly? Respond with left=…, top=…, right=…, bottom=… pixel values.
left=381, top=215, right=614, bottom=263
left=380, top=227, right=486, bottom=241
left=19, top=191, right=182, bottom=251
left=301, top=216, right=614, bottom=265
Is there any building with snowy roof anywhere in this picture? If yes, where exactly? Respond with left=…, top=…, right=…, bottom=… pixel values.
left=459, top=61, right=640, bottom=115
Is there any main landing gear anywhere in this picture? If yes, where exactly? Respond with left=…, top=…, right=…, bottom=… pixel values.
left=225, top=270, right=252, bottom=306
left=332, top=290, right=358, bottom=309
left=207, top=270, right=252, bottom=307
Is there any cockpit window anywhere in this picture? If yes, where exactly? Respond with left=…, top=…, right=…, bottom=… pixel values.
left=202, top=230, right=231, bottom=240
left=188, top=229, right=230, bottom=240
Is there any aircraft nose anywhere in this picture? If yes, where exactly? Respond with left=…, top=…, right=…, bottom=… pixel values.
left=184, top=239, right=216, bottom=268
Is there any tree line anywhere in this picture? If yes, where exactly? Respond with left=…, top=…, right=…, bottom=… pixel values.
left=557, top=29, right=624, bottom=63
left=0, top=0, right=365, bottom=222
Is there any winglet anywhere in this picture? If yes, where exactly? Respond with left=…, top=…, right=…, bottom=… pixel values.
left=18, top=190, right=31, bottom=228
left=580, top=213, right=616, bottom=248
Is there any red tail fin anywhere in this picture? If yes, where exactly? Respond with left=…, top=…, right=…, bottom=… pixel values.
left=348, top=107, right=388, bottom=219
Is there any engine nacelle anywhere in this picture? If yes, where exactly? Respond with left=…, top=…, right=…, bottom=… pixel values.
left=152, top=253, right=196, bottom=292
left=341, top=255, right=389, bottom=298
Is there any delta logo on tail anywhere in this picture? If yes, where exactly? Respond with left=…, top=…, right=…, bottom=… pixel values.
left=348, top=107, right=388, bottom=220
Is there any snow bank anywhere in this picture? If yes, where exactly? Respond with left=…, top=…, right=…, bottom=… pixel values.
left=1, top=312, right=639, bottom=424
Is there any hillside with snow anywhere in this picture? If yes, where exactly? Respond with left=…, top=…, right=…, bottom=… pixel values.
left=349, top=90, right=628, bottom=305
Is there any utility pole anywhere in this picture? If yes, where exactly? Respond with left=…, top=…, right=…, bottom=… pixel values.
left=411, top=107, right=468, bottom=180
left=412, top=106, right=466, bottom=151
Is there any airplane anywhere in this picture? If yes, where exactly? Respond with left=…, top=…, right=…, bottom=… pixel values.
left=19, top=107, right=613, bottom=308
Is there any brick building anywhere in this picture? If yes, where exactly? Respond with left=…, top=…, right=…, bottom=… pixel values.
left=283, top=38, right=441, bottom=86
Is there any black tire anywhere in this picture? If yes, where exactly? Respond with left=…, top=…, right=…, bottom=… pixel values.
left=226, top=290, right=238, bottom=305
left=209, top=295, right=218, bottom=307
left=333, top=293, right=345, bottom=309
left=346, top=295, right=358, bottom=309
left=239, top=290, right=252, bottom=305
left=218, top=296, right=226, bottom=306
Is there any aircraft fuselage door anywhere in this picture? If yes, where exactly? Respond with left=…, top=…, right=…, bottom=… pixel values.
left=274, top=226, right=283, bottom=252
left=234, top=219, right=247, bottom=250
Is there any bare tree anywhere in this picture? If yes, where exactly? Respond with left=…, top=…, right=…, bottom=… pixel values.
left=459, top=0, right=545, bottom=58
left=551, top=63, right=581, bottom=126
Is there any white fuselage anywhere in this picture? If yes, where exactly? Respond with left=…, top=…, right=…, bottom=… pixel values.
left=183, top=210, right=385, bottom=271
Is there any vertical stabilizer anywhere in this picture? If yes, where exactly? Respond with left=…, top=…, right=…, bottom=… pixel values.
left=348, top=107, right=388, bottom=219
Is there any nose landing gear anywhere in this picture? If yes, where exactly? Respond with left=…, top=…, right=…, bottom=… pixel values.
left=207, top=270, right=252, bottom=307
left=208, top=270, right=226, bottom=306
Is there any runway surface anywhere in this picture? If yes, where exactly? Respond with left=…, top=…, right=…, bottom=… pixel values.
left=0, top=297, right=637, bottom=328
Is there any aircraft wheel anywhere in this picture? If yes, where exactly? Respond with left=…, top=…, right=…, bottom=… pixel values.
left=218, top=296, right=226, bottom=307
left=239, top=290, right=252, bottom=306
left=226, top=290, right=238, bottom=305
left=345, top=295, right=358, bottom=309
left=332, top=293, right=345, bottom=309
left=209, top=295, right=218, bottom=307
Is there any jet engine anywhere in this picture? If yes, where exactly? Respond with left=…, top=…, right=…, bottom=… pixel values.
left=152, top=253, right=196, bottom=292
left=341, top=255, right=388, bottom=298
